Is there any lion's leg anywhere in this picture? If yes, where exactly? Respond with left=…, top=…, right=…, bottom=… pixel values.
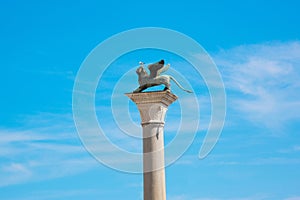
left=133, top=88, right=141, bottom=93
left=163, top=82, right=171, bottom=91
left=133, top=85, right=148, bottom=93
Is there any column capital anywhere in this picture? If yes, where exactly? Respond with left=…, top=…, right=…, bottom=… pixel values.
left=126, top=91, right=178, bottom=126
left=125, top=90, right=177, bottom=106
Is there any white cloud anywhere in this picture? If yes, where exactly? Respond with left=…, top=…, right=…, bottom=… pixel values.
left=0, top=113, right=99, bottom=187
left=168, top=194, right=189, bottom=200
left=168, top=193, right=270, bottom=200
left=285, top=197, right=300, bottom=200
left=199, top=154, right=300, bottom=166
left=10, top=188, right=103, bottom=200
left=1, top=163, right=32, bottom=185
left=213, top=41, right=300, bottom=130
left=2, top=163, right=31, bottom=174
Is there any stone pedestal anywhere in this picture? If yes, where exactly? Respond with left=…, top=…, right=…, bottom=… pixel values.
left=126, top=91, right=178, bottom=200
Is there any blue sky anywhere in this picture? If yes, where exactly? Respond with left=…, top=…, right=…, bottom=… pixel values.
left=1, top=0, right=300, bottom=199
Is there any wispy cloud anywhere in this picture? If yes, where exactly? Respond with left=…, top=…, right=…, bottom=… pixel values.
left=285, top=197, right=300, bottom=200
left=6, top=188, right=104, bottom=200
left=0, top=113, right=98, bottom=187
left=213, top=41, right=300, bottom=131
left=278, top=145, right=300, bottom=153
left=168, top=194, right=189, bottom=200
left=169, top=193, right=271, bottom=200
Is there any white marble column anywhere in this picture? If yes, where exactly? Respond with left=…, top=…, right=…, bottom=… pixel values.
left=126, top=91, right=178, bottom=200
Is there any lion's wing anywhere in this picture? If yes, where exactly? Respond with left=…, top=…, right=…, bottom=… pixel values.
left=148, top=64, right=164, bottom=78
left=157, top=64, right=170, bottom=76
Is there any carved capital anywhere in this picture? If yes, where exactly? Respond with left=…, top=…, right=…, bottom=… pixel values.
left=126, top=91, right=177, bottom=126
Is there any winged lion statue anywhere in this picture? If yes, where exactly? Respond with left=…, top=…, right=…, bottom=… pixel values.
left=133, top=60, right=192, bottom=93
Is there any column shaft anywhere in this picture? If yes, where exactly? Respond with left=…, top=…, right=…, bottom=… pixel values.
left=143, top=124, right=166, bottom=200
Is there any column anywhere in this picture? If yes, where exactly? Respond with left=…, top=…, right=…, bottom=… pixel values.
left=126, top=90, right=177, bottom=200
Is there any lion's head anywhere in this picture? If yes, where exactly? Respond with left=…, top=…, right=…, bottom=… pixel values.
left=136, top=66, right=148, bottom=77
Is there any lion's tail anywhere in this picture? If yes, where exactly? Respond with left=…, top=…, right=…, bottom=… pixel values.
left=169, top=76, right=193, bottom=93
